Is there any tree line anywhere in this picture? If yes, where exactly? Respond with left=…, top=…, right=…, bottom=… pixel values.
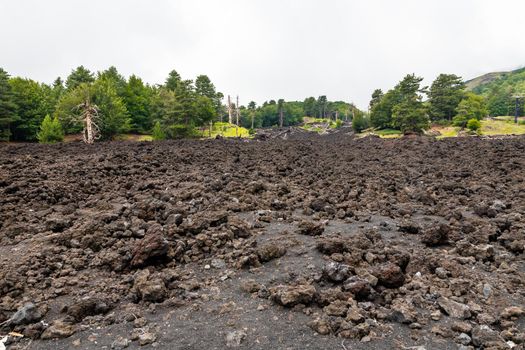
left=364, top=73, right=488, bottom=134
left=0, top=66, right=362, bottom=142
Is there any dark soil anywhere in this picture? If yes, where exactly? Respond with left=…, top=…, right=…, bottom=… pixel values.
left=1, top=134, right=524, bottom=350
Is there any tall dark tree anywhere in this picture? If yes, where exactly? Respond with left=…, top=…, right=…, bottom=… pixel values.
left=369, top=89, right=383, bottom=110
left=9, top=78, right=54, bottom=141
left=165, top=70, right=182, bottom=91
left=66, top=66, right=95, bottom=91
left=195, top=75, right=216, bottom=99
left=428, top=74, right=465, bottom=121
left=277, top=99, right=285, bottom=127
left=98, top=66, right=126, bottom=95
left=248, top=101, right=256, bottom=129
left=174, top=79, right=195, bottom=126
left=317, top=95, right=327, bottom=118
left=303, top=97, right=316, bottom=117
left=0, top=68, right=18, bottom=141
left=122, top=75, right=153, bottom=133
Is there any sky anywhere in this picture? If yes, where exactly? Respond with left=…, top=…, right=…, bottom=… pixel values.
left=1, top=0, right=525, bottom=109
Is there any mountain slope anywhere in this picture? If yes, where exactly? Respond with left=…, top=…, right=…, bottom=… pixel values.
left=465, top=67, right=525, bottom=116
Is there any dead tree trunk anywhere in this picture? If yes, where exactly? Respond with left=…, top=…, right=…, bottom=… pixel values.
left=77, top=96, right=100, bottom=144
left=227, top=95, right=233, bottom=124
left=279, top=107, right=284, bottom=128
left=236, top=95, right=240, bottom=137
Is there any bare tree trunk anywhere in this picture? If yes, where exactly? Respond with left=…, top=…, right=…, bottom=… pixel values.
left=279, top=107, right=283, bottom=128
left=335, top=110, right=339, bottom=121
left=251, top=112, right=254, bottom=129
left=236, top=96, right=240, bottom=137
left=79, top=95, right=100, bottom=144
left=228, top=95, right=233, bottom=124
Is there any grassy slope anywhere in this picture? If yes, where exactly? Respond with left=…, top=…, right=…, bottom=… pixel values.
left=196, top=122, right=250, bottom=138
left=434, top=118, right=525, bottom=138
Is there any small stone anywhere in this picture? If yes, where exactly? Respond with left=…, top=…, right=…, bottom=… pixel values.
left=297, top=220, right=324, bottom=236
left=270, top=284, right=316, bottom=307
left=471, top=325, right=505, bottom=347
left=257, top=242, right=287, bottom=262
left=501, top=306, right=524, bottom=319
left=5, top=302, right=42, bottom=326
left=40, top=320, right=75, bottom=340
left=456, top=333, right=471, bottom=345
left=211, top=259, right=226, bottom=269
left=111, top=336, right=130, bottom=349
left=451, top=321, right=473, bottom=334
left=308, top=318, right=331, bottom=335
left=421, top=224, right=449, bottom=246
left=435, top=267, right=449, bottom=279
left=482, top=284, right=492, bottom=299
left=323, top=300, right=348, bottom=317
left=374, top=263, right=405, bottom=288
left=204, top=264, right=211, bottom=269
left=138, top=332, right=157, bottom=346
left=346, top=307, right=365, bottom=324
left=343, top=276, right=371, bottom=300
left=225, top=330, right=246, bottom=347
left=323, top=262, right=351, bottom=282
left=438, top=297, right=471, bottom=320
left=430, top=311, right=441, bottom=321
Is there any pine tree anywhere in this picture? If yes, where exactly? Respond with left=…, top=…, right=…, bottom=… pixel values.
left=66, top=66, right=95, bottom=91
left=151, top=121, right=166, bottom=140
left=37, top=114, right=64, bottom=143
left=0, top=68, right=18, bottom=141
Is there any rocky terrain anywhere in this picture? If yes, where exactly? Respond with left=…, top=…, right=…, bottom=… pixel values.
left=0, top=134, right=524, bottom=350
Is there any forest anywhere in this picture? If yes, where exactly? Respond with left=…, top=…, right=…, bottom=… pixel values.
left=0, top=66, right=360, bottom=142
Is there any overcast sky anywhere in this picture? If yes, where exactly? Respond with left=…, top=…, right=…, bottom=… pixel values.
left=1, top=0, right=524, bottom=108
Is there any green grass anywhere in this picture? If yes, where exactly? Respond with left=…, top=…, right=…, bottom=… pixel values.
left=433, top=118, right=525, bottom=138
left=435, top=126, right=459, bottom=139
left=480, top=118, right=525, bottom=136
left=197, top=122, right=250, bottom=138
left=357, top=128, right=402, bottom=139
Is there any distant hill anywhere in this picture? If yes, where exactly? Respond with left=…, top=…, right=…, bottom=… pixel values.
left=465, top=67, right=525, bottom=93
left=465, top=67, right=525, bottom=116
left=465, top=71, right=508, bottom=91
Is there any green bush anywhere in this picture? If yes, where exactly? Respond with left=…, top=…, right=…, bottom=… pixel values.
left=37, top=115, right=64, bottom=143
left=466, top=118, right=481, bottom=131
left=433, top=119, right=453, bottom=127
left=151, top=121, right=166, bottom=140
left=167, top=124, right=196, bottom=139
left=248, top=128, right=256, bottom=135
left=352, top=114, right=370, bottom=133
left=452, top=115, right=468, bottom=128
left=335, top=119, right=343, bottom=128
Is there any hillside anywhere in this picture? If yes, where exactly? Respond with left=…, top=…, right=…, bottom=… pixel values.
left=466, top=66, right=525, bottom=94
left=464, top=71, right=507, bottom=91
left=465, top=66, right=525, bottom=116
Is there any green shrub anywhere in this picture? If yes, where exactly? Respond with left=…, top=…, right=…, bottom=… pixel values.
left=452, top=115, right=468, bottom=128
left=433, top=119, right=453, bottom=127
left=37, top=115, right=64, bottom=143
left=335, top=119, right=343, bottom=128
left=151, top=121, right=166, bottom=140
left=466, top=118, right=481, bottom=131
left=248, top=128, right=256, bottom=135
left=352, top=114, right=370, bottom=133
left=167, top=124, right=196, bottom=139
